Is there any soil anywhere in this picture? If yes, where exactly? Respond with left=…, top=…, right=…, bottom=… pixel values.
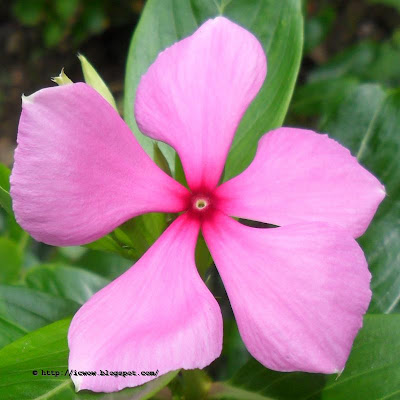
left=0, top=1, right=142, bottom=166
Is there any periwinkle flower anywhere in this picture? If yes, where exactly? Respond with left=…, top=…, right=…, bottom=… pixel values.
left=11, top=17, right=385, bottom=393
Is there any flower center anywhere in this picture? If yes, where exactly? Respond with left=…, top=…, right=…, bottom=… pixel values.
left=195, top=198, right=208, bottom=210
left=190, top=193, right=212, bottom=215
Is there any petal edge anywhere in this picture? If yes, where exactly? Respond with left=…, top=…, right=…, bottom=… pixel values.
left=69, top=213, right=223, bottom=392
left=203, top=212, right=371, bottom=373
left=11, top=83, right=189, bottom=246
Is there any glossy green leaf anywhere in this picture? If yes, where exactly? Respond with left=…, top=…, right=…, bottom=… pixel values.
left=0, top=164, right=25, bottom=242
left=0, top=285, right=79, bottom=331
left=209, top=360, right=325, bottom=399
left=322, top=314, right=400, bottom=399
left=85, top=234, right=137, bottom=260
left=0, top=318, right=72, bottom=400
left=0, top=164, right=10, bottom=193
left=219, top=319, right=250, bottom=380
left=86, top=213, right=167, bottom=262
left=0, top=163, right=13, bottom=215
left=0, top=237, right=23, bottom=284
left=78, top=53, right=118, bottom=110
left=209, top=315, right=400, bottom=400
left=322, top=85, right=400, bottom=313
left=0, top=316, right=27, bottom=349
left=114, top=213, right=167, bottom=259
left=0, top=318, right=178, bottom=400
left=25, top=264, right=109, bottom=304
left=124, top=0, right=303, bottom=180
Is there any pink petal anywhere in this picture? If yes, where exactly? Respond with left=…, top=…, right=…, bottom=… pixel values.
left=11, top=83, right=189, bottom=246
left=135, top=17, right=266, bottom=192
left=68, top=213, right=222, bottom=392
left=216, top=128, right=385, bottom=238
left=203, top=211, right=371, bottom=373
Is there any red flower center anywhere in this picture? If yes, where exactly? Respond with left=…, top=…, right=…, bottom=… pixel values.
left=188, top=192, right=215, bottom=221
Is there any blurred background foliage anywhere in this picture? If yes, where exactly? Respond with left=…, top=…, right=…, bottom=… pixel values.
left=0, top=0, right=400, bottom=399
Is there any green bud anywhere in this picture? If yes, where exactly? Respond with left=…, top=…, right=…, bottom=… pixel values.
left=78, top=53, right=118, bottom=111
left=51, top=68, right=73, bottom=86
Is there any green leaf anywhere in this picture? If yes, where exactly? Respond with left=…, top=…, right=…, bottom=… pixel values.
left=0, top=318, right=179, bottom=400
left=0, top=316, right=27, bottom=349
left=304, top=5, right=335, bottom=54
left=0, top=164, right=26, bottom=242
left=43, top=18, right=65, bottom=48
left=114, top=213, right=167, bottom=259
left=153, top=142, right=172, bottom=176
left=322, top=85, right=400, bottom=313
left=25, top=264, right=109, bottom=304
left=75, top=250, right=132, bottom=280
left=195, top=233, right=212, bottom=278
left=322, top=314, right=400, bottom=399
left=308, top=41, right=376, bottom=83
left=12, top=0, right=45, bottom=26
left=180, top=369, right=212, bottom=400
left=85, top=234, right=137, bottom=260
left=365, top=31, right=400, bottom=87
left=1, top=212, right=25, bottom=242
left=54, top=0, right=78, bottom=20
left=0, top=164, right=10, bottom=192
left=0, top=318, right=73, bottom=400
left=174, top=154, right=189, bottom=188
left=124, top=0, right=303, bottom=180
left=58, top=246, right=87, bottom=261
left=0, top=285, right=79, bottom=331
left=0, top=237, right=23, bottom=284
left=219, top=319, right=250, bottom=380
left=78, top=54, right=118, bottom=111
left=290, top=76, right=359, bottom=119
left=307, top=33, right=400, bottom=88
left=0, top=163, right=13, bottom=215
left=86, top=213, right=167, bottom=262
left=209, top=315, right=400, bottom=400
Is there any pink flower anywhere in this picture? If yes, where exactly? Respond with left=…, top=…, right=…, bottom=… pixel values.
left=11, top=17, right=385, bottom=393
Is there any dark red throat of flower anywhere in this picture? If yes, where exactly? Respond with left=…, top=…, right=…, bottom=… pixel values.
left=188, top=193, right=214, bottom=220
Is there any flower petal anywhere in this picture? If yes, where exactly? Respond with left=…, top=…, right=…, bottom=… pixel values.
left=135, top=17, right=266, bottom=192
left=68, top=213, right=222, bottom=392
left=11, top=83, right=189, bottom=246
left=203, top=211, right=371, bottom=373
left=216, top=128, right=385, bottom=238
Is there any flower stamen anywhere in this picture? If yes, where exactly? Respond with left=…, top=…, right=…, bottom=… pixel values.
left=195, top=199, right=208, bottom=210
